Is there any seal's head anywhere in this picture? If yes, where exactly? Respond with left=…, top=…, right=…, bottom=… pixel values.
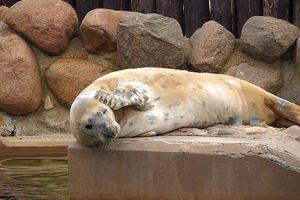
left=70, top=91, right=120, bottom=146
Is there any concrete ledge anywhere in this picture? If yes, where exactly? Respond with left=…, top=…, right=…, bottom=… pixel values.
left=68, top=135, right=300, bottom=200
left=0, top=134, right=75, bottom=156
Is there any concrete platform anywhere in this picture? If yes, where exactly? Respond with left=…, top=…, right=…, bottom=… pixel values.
left=68, top=128, right=300, bottom=200
left=0, top=134, right=75, bottom=156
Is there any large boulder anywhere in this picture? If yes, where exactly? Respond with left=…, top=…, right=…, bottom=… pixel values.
left=240, top=16, right=300, bottom=63
left=278, top=81, right=300, bottom=105
left=277, top=69, right=300, bottom=105
left=225, top=47, right=271, bottom=70
left=117, top=13, right=186, bottom=69
left=0, top=23, right=42, bottom=115
left=226, top=63, right=282, bottom=94
left=0, top=6, right=8, bottom=21
left=80, top=9, right=140, bottom=53
left=45, top=58, right=112, bottom=107
left=5, top=0, right=78, bottom=55
left=189, top=21, right=236, bottom=73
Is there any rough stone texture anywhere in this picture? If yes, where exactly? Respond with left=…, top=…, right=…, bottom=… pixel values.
left=295, top=37, right=300, bottom=69
left=240, top=16, right=300, bottom=63
left=277, top=71, right=300, bottom=105
left=189, top=20, right=236, bottom=73
left=5, top=0, right=78, bottom=55
left=0, top=23, right=42, bottom=115
left=0, top=111, right=15, bottom=137
left=69, top=128, right=300, bottom=200
left=45, top=58, right=112, bottom=107
left=279, top=84, right=300, bottom=105
left=12, top=103, right=70, bottom=136
left=117, top=13, right=186, bottom=69
left=43, top=94, right=55, bottom=111
left=225, top=46, right=273, bottom=71
left=80, top=9, right=140, bottom=53
left=32, top=37, right=118, bottom=76
left=226, top=63, right=282, bottom=94
left=0, top=6, right=8, bottom=21
left=37, top=107, right=69, bottom=131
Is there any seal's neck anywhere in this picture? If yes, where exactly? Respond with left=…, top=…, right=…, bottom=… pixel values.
left=114, top=109, right=124, bottom=124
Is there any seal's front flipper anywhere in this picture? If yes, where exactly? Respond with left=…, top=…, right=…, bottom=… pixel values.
left=111, top=81, right=154, bottom=111
left=96, top=81, right=153, bottom=111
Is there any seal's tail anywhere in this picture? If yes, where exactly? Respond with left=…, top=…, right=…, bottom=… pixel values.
left=265, top=95, right=300, bottom=125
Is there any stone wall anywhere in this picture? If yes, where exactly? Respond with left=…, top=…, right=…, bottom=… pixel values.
left=0, top=0, right=300, bottom=137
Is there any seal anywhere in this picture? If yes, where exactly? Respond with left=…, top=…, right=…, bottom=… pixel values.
left=70, top=68, right=300, bottom=145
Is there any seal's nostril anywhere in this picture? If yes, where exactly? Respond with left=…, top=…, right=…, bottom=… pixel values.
left=85, top=124, right=93, bottom=130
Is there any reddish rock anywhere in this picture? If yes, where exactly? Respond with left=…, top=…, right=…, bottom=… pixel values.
left=0, top=23, right=42, bottom=115
left=5, top=0, right=78, bottom=55
left=189, top=21, right=236, bottom=73
left=45, top=58, right=112, bottom=107
left=80, top=9, right=140, bottom=53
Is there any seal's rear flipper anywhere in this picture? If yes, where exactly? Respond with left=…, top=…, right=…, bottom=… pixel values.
left=265, top=97, right=300, bottom=126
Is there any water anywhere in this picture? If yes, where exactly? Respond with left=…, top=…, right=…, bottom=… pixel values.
left=0, top=157, right=69, bottom=199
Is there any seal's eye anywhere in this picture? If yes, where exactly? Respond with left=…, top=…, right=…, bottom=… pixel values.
left=85, top=124, right=93, bottom=130
left=103, top=108, right=107, bottom=114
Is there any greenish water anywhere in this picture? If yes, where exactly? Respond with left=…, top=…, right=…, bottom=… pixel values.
left=0, top=157, right=69, bottom=199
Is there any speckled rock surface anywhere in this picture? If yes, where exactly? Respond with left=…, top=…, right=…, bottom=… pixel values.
left=0, top=6, right=8, bottom=21
left=0, top=111, right=15, bottom=137
left=189, top=21, right=236, bottom=73
left=80, top=9, right=140, bottom=53
left=117, top=14, right=186, bottom=69
left=45, top=58, right=112, bottom=107
left=226, top=63, right=282, bottom=93
left=240, top=16, right=300, bottom=62
left=5, top=0, right=78, bottom=55
left=0, top=23, right=42, bottom=115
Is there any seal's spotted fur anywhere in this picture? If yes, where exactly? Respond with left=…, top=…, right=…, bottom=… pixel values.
left=70, top=68, right=300, bottom=145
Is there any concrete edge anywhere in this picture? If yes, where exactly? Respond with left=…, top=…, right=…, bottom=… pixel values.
left=0, top=134, right=75, bottom=156
left=69, top=136, right=300, bottom=173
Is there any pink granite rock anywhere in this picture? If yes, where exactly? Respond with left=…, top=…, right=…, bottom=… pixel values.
left=45, top=58, right=112, bottom=107
left=0, top=23, right=42, bottom=115
left=5, top=0, right=78, bottom=55
left=80, top=9, right=140, bottom=53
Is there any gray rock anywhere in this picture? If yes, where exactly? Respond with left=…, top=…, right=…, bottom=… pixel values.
left=37, top=107, right=69, bottom=131
left=240, top=16, right=300, bottom=63
left=226, top=63, right=282, bottom=94
left=277, top=78, right=300, bottom=105
left=0, top=112, right=16, bottom=137
left=117, top=13, right=186, bottom=69
left=189, top=20, right=236, bottom=73
left=295, top=37, right=300, bottom=70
